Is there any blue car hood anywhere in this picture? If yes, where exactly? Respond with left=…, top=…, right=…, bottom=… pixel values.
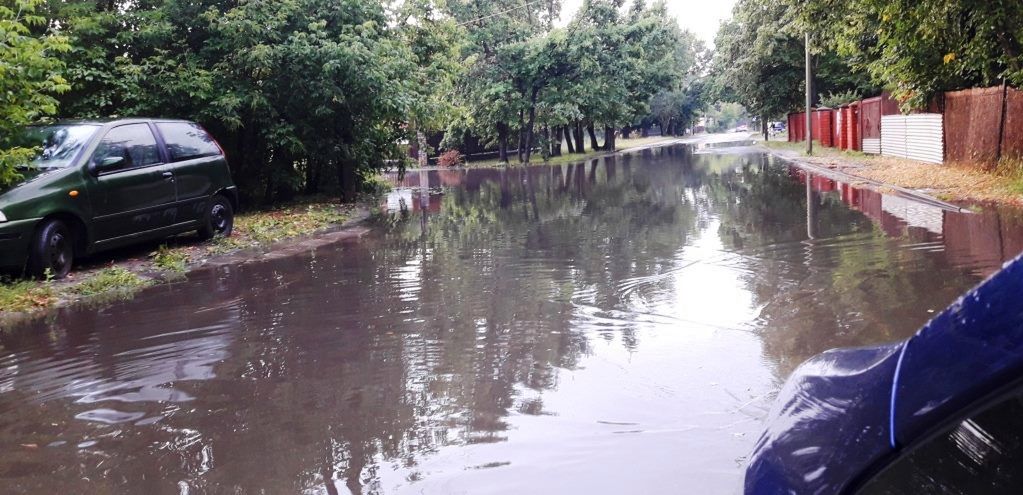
left=746, top=254, right=1023, bottom=494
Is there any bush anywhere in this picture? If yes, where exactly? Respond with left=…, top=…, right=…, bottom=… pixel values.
left=438, top=149, right=465, bottom=167
left=819, top=90, right=861, bottom=108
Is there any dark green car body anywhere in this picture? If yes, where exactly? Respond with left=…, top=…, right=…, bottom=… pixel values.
left=0, top=118, right=237, bottom=274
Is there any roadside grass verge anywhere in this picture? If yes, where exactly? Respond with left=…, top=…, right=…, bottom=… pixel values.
left=759, top=139, right=1023, bottom=207
left=0, top=190, right=375, bottom=321
left=0, top=279, right=57, bottom=314
left=209, top=202, right=352, bottom=254
left=69, top=267, right=151, bottom=302
left=994, top=158, right=1023, bottom=195
left=151, top=244, right=190, bottom=273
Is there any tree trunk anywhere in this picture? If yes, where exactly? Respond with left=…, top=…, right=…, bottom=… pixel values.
left=541, top=126, right=552, bottom=160
left=762, top=115, right=769, bottom=141
left=497, top=123, right=510, bottom=163
left=304, top=158, right=320, bottom=194
left=263, top=171, right=275, bottom=205
left=587, top=123, right=600, bottom=151
left=604, top=125, right=616, bottom=152
left=621, top=126, right=632, bottom=139
left=641, top=125, right=649, bottom=138
left=417, top=130, right=429, bottom=168
left=522, top=89, right=539, bottom=163
left=337, top=147, right=358, bottom=202
left=564, top=126, right=576, bottom=153
left=574, top=121, right=585, bottom=153
left=550, top=126, right=562, bottom=157
left=338, top=160, right=357, bottom=202
left=517, top=110, right=526, bottom=163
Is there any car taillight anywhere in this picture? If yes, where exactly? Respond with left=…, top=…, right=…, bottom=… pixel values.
left=200, top=125, right=226, bottom=156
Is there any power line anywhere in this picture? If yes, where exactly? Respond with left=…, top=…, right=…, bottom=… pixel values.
left=455, top=0, right=550, bottom=26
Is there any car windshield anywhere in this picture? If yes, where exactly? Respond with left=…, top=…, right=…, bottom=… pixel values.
left=15, top=124, right=100, bottom=170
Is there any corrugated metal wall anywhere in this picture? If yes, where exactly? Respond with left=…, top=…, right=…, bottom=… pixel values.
left=881, top=116, right=907, bottom=158
left=905, top=115, right=945, bottom=163
left=881, top=114, right=944, bottom=163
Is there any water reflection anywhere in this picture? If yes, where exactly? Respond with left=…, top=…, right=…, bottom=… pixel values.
left=0, top=146, right=1019, bottom=493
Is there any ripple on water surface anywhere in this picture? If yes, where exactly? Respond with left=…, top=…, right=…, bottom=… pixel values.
left=1, top=145, right=1021, bottom=493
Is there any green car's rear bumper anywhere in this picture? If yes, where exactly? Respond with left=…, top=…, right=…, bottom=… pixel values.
left=0, top=218, right=39, bottom=270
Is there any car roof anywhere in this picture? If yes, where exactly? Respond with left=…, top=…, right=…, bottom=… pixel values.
left=51, top=118, right=195, bottom=126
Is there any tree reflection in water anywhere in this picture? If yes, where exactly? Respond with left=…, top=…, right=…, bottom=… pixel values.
left=0, top=145, right=1017, bottom=493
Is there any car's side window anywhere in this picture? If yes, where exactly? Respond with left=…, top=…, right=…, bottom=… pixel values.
left=856, top=384, right=1023, bottom=494
left=155, top=122, right=221, bottom=162
left=91, top=124, right=161, bottom=172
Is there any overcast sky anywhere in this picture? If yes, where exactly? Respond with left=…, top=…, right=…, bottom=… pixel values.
left=557, top=0, right=737, bottom=47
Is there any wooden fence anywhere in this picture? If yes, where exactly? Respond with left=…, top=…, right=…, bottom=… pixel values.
left=944, top=85, right=1023, bottom=165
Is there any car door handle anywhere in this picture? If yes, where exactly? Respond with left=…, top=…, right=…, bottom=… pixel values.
left=162, top=171, right=174, bottom=179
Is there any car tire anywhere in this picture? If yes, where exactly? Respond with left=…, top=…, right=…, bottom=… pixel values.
left=197, top=195, right=234, bottom=241
left=27, top=219, right=74, bottom=279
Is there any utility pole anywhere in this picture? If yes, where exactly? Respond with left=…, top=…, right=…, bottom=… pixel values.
left=805, top=32, right=813, bottom=156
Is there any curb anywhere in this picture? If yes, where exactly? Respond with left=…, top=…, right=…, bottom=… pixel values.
left=759, top=145, right=966, bottom=213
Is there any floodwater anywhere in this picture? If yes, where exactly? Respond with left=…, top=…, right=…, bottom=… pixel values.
left=2, top=144, right=1023, bottom=494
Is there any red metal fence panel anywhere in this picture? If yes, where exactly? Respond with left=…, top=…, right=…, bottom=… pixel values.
left=816, top=109, right=834, bottom=147
left=860, top=97, right=881, bottom=154
left=788, top=113, right=802, bottom=142
left=847, top=104, right=860, bottom=151
left=944, top=87, right=1003, bottom=165
left=860, top=98, right=881, bottom=139
left=880, top=92, right=901, bottom=116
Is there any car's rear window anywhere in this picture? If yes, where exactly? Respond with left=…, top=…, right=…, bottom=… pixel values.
left=856, top=382, right=1023, bottom=494
left=155, top=122, right=221, bottom=162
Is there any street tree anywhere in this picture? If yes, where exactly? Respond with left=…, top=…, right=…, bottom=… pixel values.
left=789, top=0, right=1023, bottom=109
left=0, top=0, right=69, bottom=187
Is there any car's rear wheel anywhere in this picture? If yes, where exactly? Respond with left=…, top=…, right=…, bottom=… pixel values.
left=27, top=219, right=74, bottom=279
left=198, top=195, right=234, bottom=241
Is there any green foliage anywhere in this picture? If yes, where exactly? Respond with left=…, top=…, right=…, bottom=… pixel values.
left=0, top=0, right=70, bottom=187
left=790, top=0, right=1023, bottom=110
left=360, top=173, right=393, bottom=196
left=703, top=102, right=750, bottom=132
left=711, top=0, right=808, bottom=119
left=70, top=267, right=150, bottom=298
left=0, top=277, right=56, bottom=313
left=819, top=90, right=861, bottom=108
left=712, top=0, right=876, bottom=118
left=151, top=245, right=189, bottom=273
left=35, top=0, right=452, bottom=203
left=447, top=0, right=704, bottom=161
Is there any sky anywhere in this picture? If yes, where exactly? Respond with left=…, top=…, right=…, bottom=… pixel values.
left=557, top=0, right=737, bottom=47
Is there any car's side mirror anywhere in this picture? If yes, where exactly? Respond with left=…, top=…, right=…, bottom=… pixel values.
left=90, top=156, right=125, bottom=175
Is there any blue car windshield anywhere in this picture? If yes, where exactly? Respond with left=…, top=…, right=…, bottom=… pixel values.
left=17, top=125, right=100, bottom=169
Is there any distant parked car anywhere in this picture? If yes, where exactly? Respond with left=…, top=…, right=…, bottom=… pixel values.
left=0, top=119, right=237, bottom=278
left=746, top=254, right=1023, bottom=494
left=734, top=125, right=749, bottom=132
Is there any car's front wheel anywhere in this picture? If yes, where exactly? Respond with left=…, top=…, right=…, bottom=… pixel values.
left=197, top=195, right=234, bottom=241
left=27, top=219, right=74, bottom=279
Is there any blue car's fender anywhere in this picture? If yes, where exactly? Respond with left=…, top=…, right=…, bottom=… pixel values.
left=746, top=254, right=1023, bottom=494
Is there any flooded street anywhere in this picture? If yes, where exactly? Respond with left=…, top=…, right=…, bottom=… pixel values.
left=2, top=144, right=1023, bottom=494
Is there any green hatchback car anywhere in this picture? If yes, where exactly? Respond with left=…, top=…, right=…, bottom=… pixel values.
left=0, top=119, right=238, bottom=278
